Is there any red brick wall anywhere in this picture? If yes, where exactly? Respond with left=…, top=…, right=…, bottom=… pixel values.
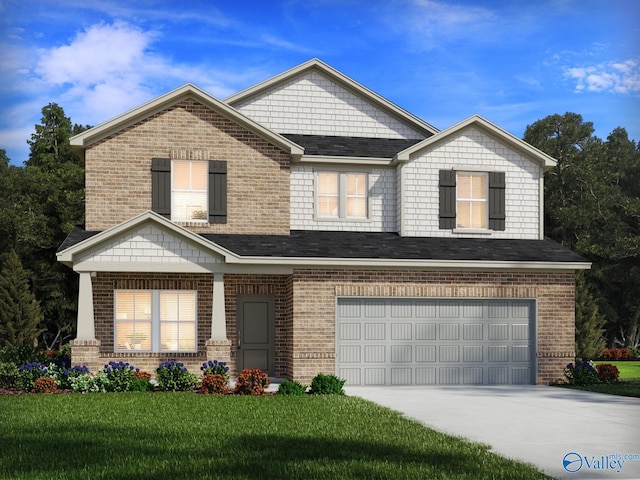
left=85, top=98, right=290, bottom=235
left=289, top=269, right=576, bottom=385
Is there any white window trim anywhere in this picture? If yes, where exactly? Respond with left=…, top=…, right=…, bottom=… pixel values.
left=114, top=289, right=198, bottom=354
left=455, top=171, right=489, bottom=231
left=171, top=160, right=208, bottom=223
left=314, top=170, right=370, bottom=221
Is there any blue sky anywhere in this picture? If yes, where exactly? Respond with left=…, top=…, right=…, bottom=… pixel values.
left=1, top=0, right=638, bottom=166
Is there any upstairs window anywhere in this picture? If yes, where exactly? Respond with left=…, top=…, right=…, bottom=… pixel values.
left=456, top=173, right=487, bottom=229
left=152, top=157, right=227, bottom=224
left=115, top=290, right=197, bottom=353
left=317, top=171, right=368, bottom=219
left=439, top=170, right=505, bottom=231
left=172, top=160, right=208, bottom=222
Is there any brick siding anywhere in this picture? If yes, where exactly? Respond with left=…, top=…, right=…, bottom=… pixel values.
left=85, top=99, right=291, bottom=235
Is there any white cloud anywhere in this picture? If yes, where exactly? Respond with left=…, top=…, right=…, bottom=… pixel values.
left=565, top=59, right=640, bottom=94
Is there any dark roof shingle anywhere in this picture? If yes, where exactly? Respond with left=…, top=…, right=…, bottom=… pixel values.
left=282, top=134, right=424, bottom=158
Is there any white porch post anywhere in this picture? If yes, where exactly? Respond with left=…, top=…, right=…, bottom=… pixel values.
left=210, top=273, right=228, bottom=341
left=76, top=271, right=96, bottom=340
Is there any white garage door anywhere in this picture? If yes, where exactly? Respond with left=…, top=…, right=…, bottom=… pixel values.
left=336, top=299, right=535, bottom=385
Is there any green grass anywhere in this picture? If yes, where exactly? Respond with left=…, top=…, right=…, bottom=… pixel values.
left=561, top=361, right=640, bottom=397
left=0, top=394, right=551, bottom=480
left=595, top=360, right=640, bottom=379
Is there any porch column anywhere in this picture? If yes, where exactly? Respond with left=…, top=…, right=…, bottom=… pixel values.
left=207, top=273, right=232, bottom=369
left=210, top=273, right=228, bottom=341
left=76, top=271, right=96, bottom=340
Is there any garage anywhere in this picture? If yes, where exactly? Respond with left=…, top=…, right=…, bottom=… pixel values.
left=336, top=298, right=535, bottom=385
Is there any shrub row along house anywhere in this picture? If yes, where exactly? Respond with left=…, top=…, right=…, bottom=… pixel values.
left=57, top=59, right=589, bottom=386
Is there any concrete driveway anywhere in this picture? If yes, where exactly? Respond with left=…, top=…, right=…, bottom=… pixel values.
left=346, top=385, right=640, bottom=479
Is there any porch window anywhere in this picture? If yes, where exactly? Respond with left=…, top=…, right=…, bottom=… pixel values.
left=172, top=160, right=208, bottom=222
left=316, top=171, right=368, bottom=219
left=115, top=290, right=197, bottom=353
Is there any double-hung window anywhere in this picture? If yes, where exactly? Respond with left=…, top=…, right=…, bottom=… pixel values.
left=172, top=160, right=208, bottom=222
left=115, top=290, right=197, bottom=352
left=316, top=171, right=368, bottom=219
left=456, top=172, right=488, bottom=229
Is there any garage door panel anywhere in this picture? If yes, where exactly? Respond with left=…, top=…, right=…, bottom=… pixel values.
left=463, top=323, right=483, bottom=340
left=364, top=323, right=385, bottom=340
left=439, top=345, right=460, bottom=362
left=364, top=345, right=385, bottom=363
left=416, top=323, right=436, bottom=340
left=391, top=323, right=412, bottom=340
left=439, top=323, right=460, bottom=340
left=337, top=299, right=534, bottom=386
left=415, top=345, right=436, bottom=362
left=391, top=368, right=412, bottom=385
left=339, top=345, right=361, bottom=363
left=463, top=367, right=483, bottom=384
left=463, top=345, right=484, bottom=362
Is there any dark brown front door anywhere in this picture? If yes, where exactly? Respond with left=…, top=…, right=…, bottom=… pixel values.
left=237, top=295, right=274, bottom=376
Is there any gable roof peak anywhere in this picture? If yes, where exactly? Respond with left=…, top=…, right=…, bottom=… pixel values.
left=394, top=114, right=557, bottom=168
left=225, top=58, right=439, bottom=137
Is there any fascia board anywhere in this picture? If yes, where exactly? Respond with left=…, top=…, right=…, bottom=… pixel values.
left=394, top=115, right=557, bottom=169
left=222, top=255, right=591, bottom=270
left=297, top=155, right=393, bottom=167
left=69, top=84, right=303, bottom=158
left=225, top=58, right=439, bottom=138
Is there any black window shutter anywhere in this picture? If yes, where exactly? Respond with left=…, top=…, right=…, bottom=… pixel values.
left=151, top=158, right=171, bottom=218
left=209, top=160, right=227, bottom=224
left=439, top=170, right=456, bottom=229
left=488, top=171, right=506, bottom=231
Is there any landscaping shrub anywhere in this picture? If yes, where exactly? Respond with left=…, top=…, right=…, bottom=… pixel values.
left=200, top=359, right=230, bottom=381
left=309, top=373, right=346, bottom=395
left=564, top=360, right=599, bottom=386
left=52, top=365, right=91, bottom=390
left=32, top=376, right=57, bottom=393
left=131, top=370, right=153, bottom=391
left=99, top=361, right=138, bottom=392
left=156, top=360, right=198, bottom=392
left=600, top=348, right=633, bottom=360
left=234, top=369, right=269, bottom=395
left=16, top=362, right=49, bottom=391
left=596, top=363, right=620, bottom=383
left=200, top=373, right=227, bottom=394
left=69, top=373, right=106, bottom=393
left=0, top=361, right=19, bottom=388
left=277, top=379, right=307, bottom=396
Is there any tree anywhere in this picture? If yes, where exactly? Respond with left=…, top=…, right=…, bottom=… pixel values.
left=0, top=250, right=45, bottom=347
left=524, top=114, right=640, bottom=349
left=574, top=273, right=606, bottom=359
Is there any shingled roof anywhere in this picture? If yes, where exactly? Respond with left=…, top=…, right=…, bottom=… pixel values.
left=282, top=134, right=424, bottom=158
left=59, top=226, right=588, bottom=265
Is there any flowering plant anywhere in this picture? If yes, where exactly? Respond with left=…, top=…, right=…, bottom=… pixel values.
left=564, top=359, right=599, bottom=386
left=200, top=374, right=228, bottom=395
left=32, top=376, right=57, bottom=394
left=52, top=365, right=91, bottom=390
left=156, top=360, right=198, bottom=391
left=16, top=362, right=49, bottom=391
left=200, top=360, right=229, bottom=380
left=98, top=361, right=137, bottom=392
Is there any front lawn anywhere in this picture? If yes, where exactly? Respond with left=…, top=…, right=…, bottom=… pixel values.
left=595, top=360, right=640, bottom=379
left=0, top=394, right=551, bottom=480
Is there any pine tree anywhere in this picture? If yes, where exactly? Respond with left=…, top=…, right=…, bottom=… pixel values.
left=0, top=250, right=45, bottom=347
left=575, top=273, right=606, bottom=360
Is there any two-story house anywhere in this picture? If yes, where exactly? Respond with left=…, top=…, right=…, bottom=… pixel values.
left=57, top=59, right=589, bottom=386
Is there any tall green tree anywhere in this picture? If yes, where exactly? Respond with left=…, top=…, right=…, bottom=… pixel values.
left=0, top=250, right=45, bottom=347
left=574, top=273, right=606, bottom=359
left=11, top=103, right=91, bottom=348
left=524, top=114, right=640, bottom=349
